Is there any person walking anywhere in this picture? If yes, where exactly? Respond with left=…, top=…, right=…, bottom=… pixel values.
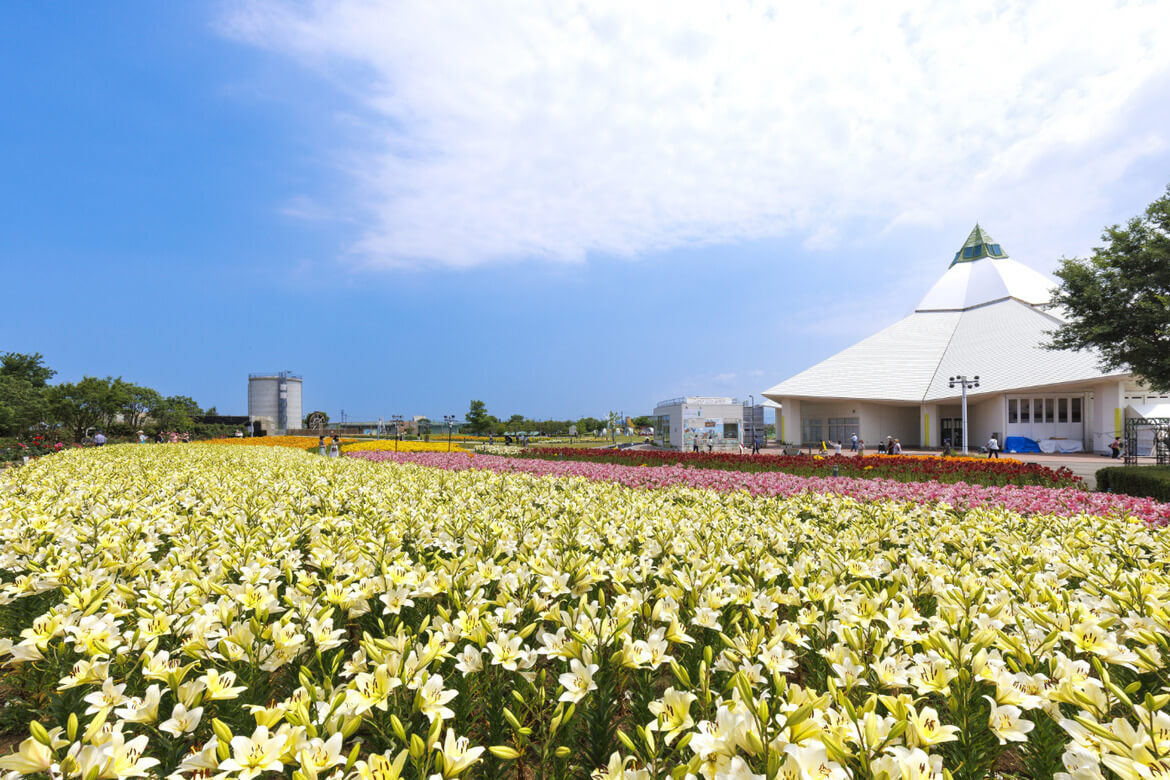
left=707, top=435, right=714, bottom=453
left=987, top=435, right=1000, bottom=459
left=850, top=433, right=858, bottom=452
left=752, top=435, right=761, bottom=455
left=692, top=436, right=699, bottom=453
left=329, top=436, right=340, bottom=458
left=318, top=435, right=327, bottom=456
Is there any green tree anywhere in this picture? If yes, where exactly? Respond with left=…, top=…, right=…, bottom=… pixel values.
left=465, top=400, right=491, bottom=434
left=153, top=395, right=202, bottom=431
left=1, top=352, right=55, bottom=387
left=0, top=352, right=55, bottom=436
left=577, top=416, right=604, bottom=435
left=1047, top=185, right=1170, bottom=391
left=49, top=377, right=115, bottom=441
left=117, top=381, right=162, bottom=431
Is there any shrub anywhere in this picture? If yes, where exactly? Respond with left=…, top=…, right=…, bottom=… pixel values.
left=1096, top=465, right=1170, bottom=501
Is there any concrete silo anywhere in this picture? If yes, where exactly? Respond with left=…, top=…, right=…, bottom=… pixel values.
left=248, top=372, right=303, bottom=435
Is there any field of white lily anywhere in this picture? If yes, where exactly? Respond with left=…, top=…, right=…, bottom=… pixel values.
left=1, top=445, right=1168, bottom=780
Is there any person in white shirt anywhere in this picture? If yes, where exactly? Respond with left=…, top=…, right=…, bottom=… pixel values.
left=987, top=436, right=1000, bottom=458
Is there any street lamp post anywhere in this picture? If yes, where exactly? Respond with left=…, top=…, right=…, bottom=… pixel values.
left=444, top=415, right=456, bottom=452
left=948, top=375, right=980, bottom=455
left=391, top=415, right=403, bottom=452
left=747, top=394, right=755, bottom=448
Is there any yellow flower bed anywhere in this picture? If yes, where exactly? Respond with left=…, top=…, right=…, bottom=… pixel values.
left=199, top=435, right=357, bottom=449
left=0, top=445, right=1167, bottom=780
left=343, top=440, right=467, bottom=453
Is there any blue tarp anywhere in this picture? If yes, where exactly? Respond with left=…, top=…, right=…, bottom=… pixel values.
left=1004, top=436, right=1041, bottom=453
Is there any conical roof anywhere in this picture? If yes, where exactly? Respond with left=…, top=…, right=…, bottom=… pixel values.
left=916, top=225, right=1055, bottom=312
left=761, top=226, right=1127, bottom=404
left=950, top=224, right=1008, bottom=266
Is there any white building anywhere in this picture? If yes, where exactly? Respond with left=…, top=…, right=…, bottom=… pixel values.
left=653, top=397, right=747, bottom=451
left=762, top=226, right=1145, bottom=454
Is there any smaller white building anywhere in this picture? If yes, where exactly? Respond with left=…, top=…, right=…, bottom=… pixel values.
left=653, top=397, right=746, bottom=451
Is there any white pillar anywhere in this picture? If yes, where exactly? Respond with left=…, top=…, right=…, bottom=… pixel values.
left=780, top=398, right=801, bottom=446
left=919, top=404, right=938, bottom=449
left=1091, top=380, right=1125, bottom=453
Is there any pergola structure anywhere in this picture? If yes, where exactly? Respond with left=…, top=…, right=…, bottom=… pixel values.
left=1125, top=417, right=1170, bottom=466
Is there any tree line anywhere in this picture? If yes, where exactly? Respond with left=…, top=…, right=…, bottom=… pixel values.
left=462, top=399, right=652, bottom=436
left=0, top=352, right=211, bottom=441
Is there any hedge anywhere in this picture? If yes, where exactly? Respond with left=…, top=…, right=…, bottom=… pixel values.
left=1096, top=465, right=1170, bottom=501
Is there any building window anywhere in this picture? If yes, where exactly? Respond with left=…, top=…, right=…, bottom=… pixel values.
left=827, top=417, right=860, bottom=443
left=802, top=418, right=823, bottom=444
left=1044, top=398, right=1055, bottom=423
left=1071, top=397, right=1082, bottom=423
left=1008, top=399, right=1018, bottom=423
left=1033, top=399, right=1044, bottom=423
left=1019, top=399, right=1030, bottom=422
left=1058, top=398, right=1068, bottom=423
left=723, top=422, right=738, bottom=440
left=963, top=247, right=974, bottom=259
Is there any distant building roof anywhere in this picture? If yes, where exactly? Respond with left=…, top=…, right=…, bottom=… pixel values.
left=655, top=396, right=738, bottom=408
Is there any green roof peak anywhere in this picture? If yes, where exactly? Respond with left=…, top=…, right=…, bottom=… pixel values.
left=950, top=224, right=1008, bottom=266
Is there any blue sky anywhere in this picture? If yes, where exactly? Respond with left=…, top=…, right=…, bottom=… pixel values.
left=4, top=2, right=1170, bottom=422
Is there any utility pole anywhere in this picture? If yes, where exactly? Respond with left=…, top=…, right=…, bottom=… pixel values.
left=391, top=414, right=403, bottom=452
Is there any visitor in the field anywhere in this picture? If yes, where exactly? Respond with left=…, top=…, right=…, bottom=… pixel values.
left=1110, top=437, right=1122, bottom=459
left=987, top=435, right=1000, bottom=458
left=850, top=432, right=858, bottom=451
left=752, top=435, right=761, bottom=455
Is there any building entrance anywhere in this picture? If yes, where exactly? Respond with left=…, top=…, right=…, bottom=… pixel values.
left=941, top=418, right=963, bottom=449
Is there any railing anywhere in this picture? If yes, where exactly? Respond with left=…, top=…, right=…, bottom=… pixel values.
left=655, top=396, right=738, bottom=408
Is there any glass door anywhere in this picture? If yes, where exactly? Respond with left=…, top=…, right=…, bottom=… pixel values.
left=941, top=418, right=963, bottom=449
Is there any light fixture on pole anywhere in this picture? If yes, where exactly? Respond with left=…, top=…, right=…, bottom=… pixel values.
left=443, top=415, right=456, bottom=452
left=391, top=415, right=403, bottom=452
left=947, top=375, right=980, bottom=455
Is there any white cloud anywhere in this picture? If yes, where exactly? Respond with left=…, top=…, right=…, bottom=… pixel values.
left=220, top=0, right=1170, bottom=269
